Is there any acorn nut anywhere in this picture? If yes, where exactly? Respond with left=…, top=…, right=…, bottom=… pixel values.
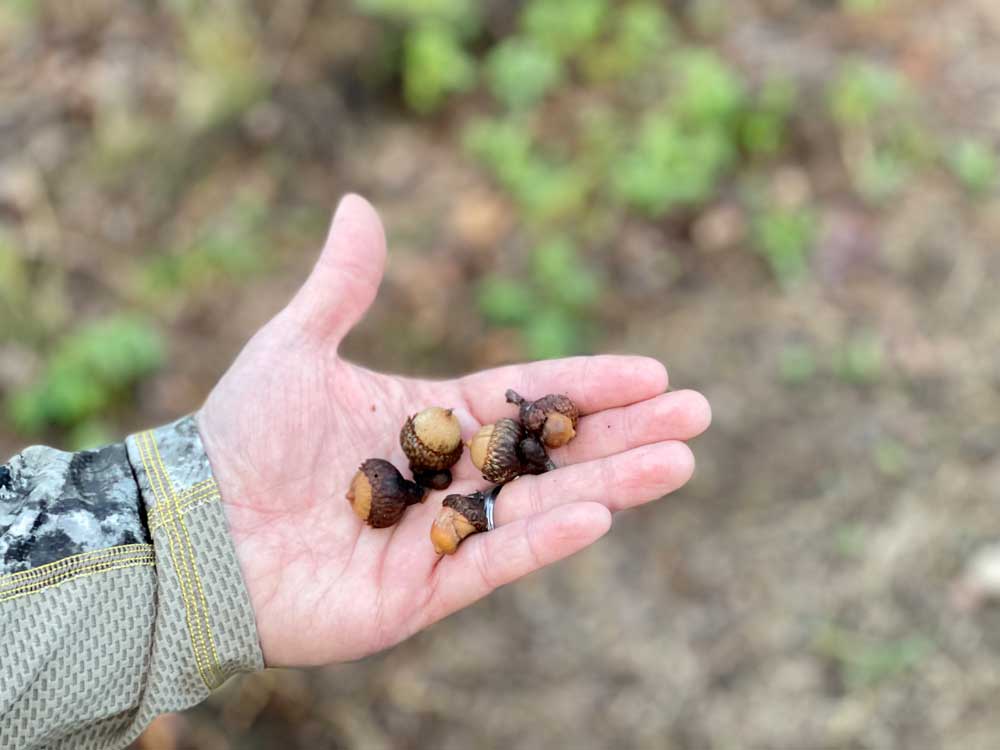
left=347, top=458, right=426, bottom=528
left=505, top=390, right=579, bottom=448
left=430, top=491, right=489, bottom=555
left=469, top=417, right=526, bottom=484
left=401, top=407, right=464, bottom=490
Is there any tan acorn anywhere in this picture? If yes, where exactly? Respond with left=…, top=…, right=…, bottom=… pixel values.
left=401, top=407, right=464, bottom=490
left=469, top=417, right=526, bottom=483
left=430, top=491, right=489, bottom=555
left=346, top=458, right=426, bottom=528
left=505, top=390, right=579, bottom=448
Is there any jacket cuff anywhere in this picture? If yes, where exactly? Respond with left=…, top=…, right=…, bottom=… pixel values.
left=126, top=416, right=264, bottom=692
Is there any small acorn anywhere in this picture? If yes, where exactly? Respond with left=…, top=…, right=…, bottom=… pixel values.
left=430, top=491, right=489, bottom=555
left=505, top=390, right=580, bottom=448
left=469, top=417, right=526, bottom=483
left=346, top=458, right=426, bottom=528
left=401, top=407, right=464, bottom=490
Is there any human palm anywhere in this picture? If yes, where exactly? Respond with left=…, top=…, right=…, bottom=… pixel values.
left=198, top=196, right=711, bottom=667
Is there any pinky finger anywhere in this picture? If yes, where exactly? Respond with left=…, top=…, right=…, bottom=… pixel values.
left=423, top=502, right=612, bottom=626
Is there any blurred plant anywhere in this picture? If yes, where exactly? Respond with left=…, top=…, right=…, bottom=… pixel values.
left=174, top=5, right=269, bottom=130
left=521, top=0, right=608, bottom=58
left=484, top=38, right=563, bottom=110
left=778, top=342, right=817, bottom=384
left=873, top=436, right=908, bottom=477
left=947, top=138, right=998, bottom=194
left=829, top=60, right=933, bottom=203
left=751, top=206, right=817, bottom=285
left=402, top=22, right=477, bottom=113
left=834, top=330, right=885, bottom=384
left=477, top=237, right=602, bottom=359
left=7, top=316, right=165, bottom=434
left=814, top=624, right=933, bottom=689
left=742, top=78, right=797, bottom=157
left=139, top=196, right=269, bottom=302
left=581, top=2, right=674, bottom=82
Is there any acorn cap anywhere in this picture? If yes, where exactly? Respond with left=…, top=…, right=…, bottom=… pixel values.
left=431, top=491, right=489, bottom=555
left=346, top=458, right=425, bottom=528
left=469, top=418, right=525, bottom=484
left=505, top=390, right=580, bottom=448
left=401, top=407, right=464, bottom=472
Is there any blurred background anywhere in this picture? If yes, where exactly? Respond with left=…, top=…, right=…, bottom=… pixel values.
left=2, top=0, right=1000, bottom=747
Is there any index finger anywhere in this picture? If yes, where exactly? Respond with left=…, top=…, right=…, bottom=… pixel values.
left=458, top=355, right=668, bottom=424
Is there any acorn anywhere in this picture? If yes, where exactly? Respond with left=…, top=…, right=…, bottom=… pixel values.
left=469, top=417, right=526, bottom=483
left=430, top=491, right=489, bottom=555
left=400, top=407, right=464, bottom=490
left=346, top=458, right=426, bottom=528
left=505, top=390, right=579, bottom=448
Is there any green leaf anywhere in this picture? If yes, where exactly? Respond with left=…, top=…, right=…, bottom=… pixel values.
left=522, top=0, right=608, bottom=58
left=402, top=22, right=477, bottom=114
left=485, top=37, right=563, bottom=110
left=947, top=138, right=998, bottom=194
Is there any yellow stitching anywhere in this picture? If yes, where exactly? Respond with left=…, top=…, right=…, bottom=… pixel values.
left=0, top=553, right=155, bottom=597
left=0, top=549, right=155, bottom=593
left=150, top=432, right=223, bottom=685
left=177, top=487, right=220, bottom=512
left=0, top=544, right=154, bottom=586
left=147, top=480, right=221, bottom=530
left=177, top=479, right=217, bottom=502
left=149, top=493, right=219, bottom=533
left=141, top=431, right=213, bottom=687
left=139, top=432, right=215, bottom=687
left=179, top=514, right=223, bottom=677
left=0, top=559, right=155, bottom=604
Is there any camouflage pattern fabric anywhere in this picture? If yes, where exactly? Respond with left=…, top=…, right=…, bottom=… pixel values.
left=0, top=443, right=150, bottom=575
left=0, top=415, right=263, bottom=749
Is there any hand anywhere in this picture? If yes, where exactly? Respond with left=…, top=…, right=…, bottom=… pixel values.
left=198, top=195, right=711, bottom=667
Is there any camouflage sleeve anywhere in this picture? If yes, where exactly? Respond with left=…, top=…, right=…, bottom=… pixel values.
left=0, top=415, right=264, bottom=749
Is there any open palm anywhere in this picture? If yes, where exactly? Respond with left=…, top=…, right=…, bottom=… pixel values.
left=197, top=196, right=711, bottom=667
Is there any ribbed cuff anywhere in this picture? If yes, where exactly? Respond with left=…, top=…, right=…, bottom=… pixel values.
left=126, top=416, right=264, bottom=692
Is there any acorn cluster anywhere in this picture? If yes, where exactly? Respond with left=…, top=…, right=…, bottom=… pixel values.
left=346, top=406, right=463, bottom=528
left=431, top=390, right=580, bottom=555
left=345, top=392, right=581, bottom=555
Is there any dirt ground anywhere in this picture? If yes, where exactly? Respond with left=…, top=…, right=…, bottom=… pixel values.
left=4, top=1, right=1000, bottom=748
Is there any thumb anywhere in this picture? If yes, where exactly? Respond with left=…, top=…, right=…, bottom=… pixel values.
left=287, top=194, right=387, bottom=344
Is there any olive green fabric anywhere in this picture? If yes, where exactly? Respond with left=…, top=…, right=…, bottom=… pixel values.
left=0, top=416, right=264, bottom=749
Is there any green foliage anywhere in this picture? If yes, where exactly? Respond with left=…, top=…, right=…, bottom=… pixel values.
left=485, top=38, right=563, bottom=110
left=829, top=61, right=905, bottom=129
left=477, top=275, right=534, bottom=325
left=742, top=78, right=797, bottom=157
left=7, top=316, right=165, bottom=434
left=477, top=237, right=601, bottom=359
left=175, top=6, right=268, bottom=130
left=522, top=0, right=608, bottom=58
left=670, top=49, right=746, bottom=127
left=463, top=117, right=589, bottom=223
left=834, top=331, right=885, bottom=384
left=814, top=625, right=932, bottom=689
left=355, top=0, right=479, bottom=30
left=779, top=343, right=817, bottom=384
left=583, top=2, right=674, bottom=82
left=841, top=0, right=885, bottom=12
left=947, top=138, right=998, bottom=194
left=141, top=197, right=268, bottom=299
left=402, top=23, right=477, bottom=114
left=613, top=114, right=735, bottom=215
left=752, top=206, right=817, bottom=284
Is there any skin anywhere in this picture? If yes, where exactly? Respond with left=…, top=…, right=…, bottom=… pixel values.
left=198, top=195, right=712, bottom=668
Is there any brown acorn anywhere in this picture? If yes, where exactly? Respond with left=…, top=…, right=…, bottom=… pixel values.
left=469, top=417, right=526, bottom=483
left=430, top=491, right=489, bottom=555
left=346, top=458, right=426, bottom=528
left=505, top=390, right=579, bottom=448
left=401, top=407, right=464, bottom=489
